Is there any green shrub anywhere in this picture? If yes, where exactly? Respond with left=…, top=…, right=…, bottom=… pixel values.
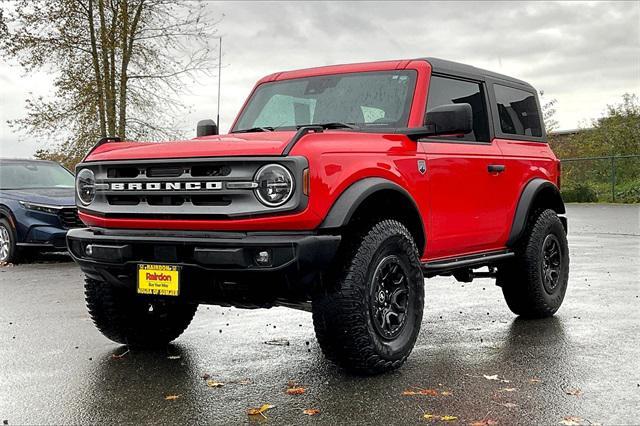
left=562, top=184, right=599, bottom=203
left=615, top=179, right=640, bottom=203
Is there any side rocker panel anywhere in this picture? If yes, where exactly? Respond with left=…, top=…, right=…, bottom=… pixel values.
left=507, top=178, right=566, bottom=247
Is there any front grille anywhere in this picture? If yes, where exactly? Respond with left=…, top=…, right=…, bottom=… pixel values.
left=59, top=208, right=83, bottom=229
left=80, top=156, right=307, bottom=218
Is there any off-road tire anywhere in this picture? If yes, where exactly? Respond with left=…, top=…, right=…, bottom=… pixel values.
left=0, top=218, right=19, bottom=264
left=312, top=219, right=424, bottom=375
left=85, top=277, right=198, bottom=347
left=498, top=209, right=569, bottom=318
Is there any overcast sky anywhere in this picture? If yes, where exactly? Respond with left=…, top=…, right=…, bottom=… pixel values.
left=1, top=1, right=639, bottom=158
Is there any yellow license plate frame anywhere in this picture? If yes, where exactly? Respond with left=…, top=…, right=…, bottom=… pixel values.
left=137, top=264, right=180, bottom=297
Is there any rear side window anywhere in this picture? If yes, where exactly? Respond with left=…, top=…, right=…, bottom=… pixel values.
left=426, top=75, right=490, bottom=142
left=494, top=84, right=542, bottom=137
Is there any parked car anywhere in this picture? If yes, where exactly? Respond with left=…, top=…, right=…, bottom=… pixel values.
left=0, top=159, right=83, bottom=263
left=68, top=57, right=569, bottom=375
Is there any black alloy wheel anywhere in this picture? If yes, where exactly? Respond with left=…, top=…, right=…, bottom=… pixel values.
left=541, top=234, right=562, bottom=294
left=370, top=255, right=410, bottom=339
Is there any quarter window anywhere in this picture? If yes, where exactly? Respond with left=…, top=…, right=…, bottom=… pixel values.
left=426, top=75, right=490, bottom=142
left=494, top=84, right=542, bottom=137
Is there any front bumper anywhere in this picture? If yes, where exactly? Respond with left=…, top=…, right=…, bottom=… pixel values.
left=20, top=225, right=69, bottom=249
left=67, top=227, right=341, bottom=308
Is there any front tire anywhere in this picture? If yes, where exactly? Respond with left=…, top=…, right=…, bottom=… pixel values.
left=85, top=277, right=198, bottom=347
left=0, top=218, right=19, bottom=264
left=498, top=209, right=569, bottom=318
left=312, top=219, right=424, bottom=375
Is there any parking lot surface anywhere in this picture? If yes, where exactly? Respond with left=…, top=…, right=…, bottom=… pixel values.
left=1, top=204, right=639, bottom=425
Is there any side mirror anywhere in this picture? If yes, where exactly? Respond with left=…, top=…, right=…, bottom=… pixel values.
left=197, top=119, right=219, bottom=137
left=405, top=103, right=473, bottom=140
left=425, top=103, right=473, bottom=135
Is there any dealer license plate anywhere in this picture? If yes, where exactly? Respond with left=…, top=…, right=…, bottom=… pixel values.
left=137, top=264, right=180, bottom=297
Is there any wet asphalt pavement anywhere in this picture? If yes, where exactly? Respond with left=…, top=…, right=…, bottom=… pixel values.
left=1, top=204, right=639, bottom=425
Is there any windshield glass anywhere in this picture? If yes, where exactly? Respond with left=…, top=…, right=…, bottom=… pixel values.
left=233, top=70, right=417, bottom=132
left=0, top=161, right=74, bottom=189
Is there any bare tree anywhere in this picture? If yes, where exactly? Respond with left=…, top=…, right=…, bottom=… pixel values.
left=1, top=0, right=219, bottom=168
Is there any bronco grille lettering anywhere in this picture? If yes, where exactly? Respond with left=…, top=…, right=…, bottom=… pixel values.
left=108, top=181, right=223, bottom=191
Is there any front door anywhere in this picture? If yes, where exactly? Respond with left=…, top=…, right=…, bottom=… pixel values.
left=421, top=75, right=510, bottom=259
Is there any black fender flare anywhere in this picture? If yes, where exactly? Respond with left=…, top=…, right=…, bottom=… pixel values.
left=319, top=177, right=425, bottom=252
left=507, top=178, right=566, bottom=247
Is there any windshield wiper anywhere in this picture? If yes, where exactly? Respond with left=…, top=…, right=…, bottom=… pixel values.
left=299, top=122, right=360, bottom=130
left=232, top=126, right=275, bottom=133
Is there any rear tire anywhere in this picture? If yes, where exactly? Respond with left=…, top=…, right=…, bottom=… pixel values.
left=498, top=209, right=569, bottom=318
left=84, top=277, right=198, bottom=347
left=312, top=219, right=424, bottom=375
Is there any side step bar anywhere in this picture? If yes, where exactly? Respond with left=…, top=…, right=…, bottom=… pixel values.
left=422, top=250, right=515, bottom=278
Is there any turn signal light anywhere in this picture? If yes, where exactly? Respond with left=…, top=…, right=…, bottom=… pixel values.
left=303, top=168, right=310, bottom=196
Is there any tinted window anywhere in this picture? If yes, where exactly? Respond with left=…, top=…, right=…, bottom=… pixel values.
left=494, top=84, right=542, bottom=137
left=426, top=75, right=490, bottom=142
left=234, top=71, right=417, bottom=131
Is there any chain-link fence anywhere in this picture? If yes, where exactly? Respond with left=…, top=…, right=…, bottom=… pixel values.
left=560, top=155, right=640, bottom=203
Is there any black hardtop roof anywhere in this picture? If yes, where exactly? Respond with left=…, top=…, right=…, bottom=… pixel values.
left=423, top=57, right=535, bottom=90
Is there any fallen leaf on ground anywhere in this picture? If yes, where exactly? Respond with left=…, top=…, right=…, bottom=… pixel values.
left=207, top=380, right=224, bottom=388
left=498, top=402, right=518, bottom=409
left=441, top=391, right=453, bottom=396
left=403, top=388, right=439, bottom=396
left=303, top=409, right=320, bottom=416
left=564, top=388, right=582, bottom=396
left=286, top=386, right=306, bottom=395
left=247, top=404, right=275, bottom=418
left=201, top=373, right=211, bottom=380
left=264, top=339, right=290, bottom=346
left=167, top=355, right=181, bottom=360
left=529, top=378, right=542, bottom=384
left=111, top=350, right=130, bottom=359
left=421, top=413, right=458, bottom=422
left=499, top=388, right=517, bottom=392
left=559, top=416, right=584, bottom=426
left=164, top=394, right=181, bottom=401
left=232, top=378, right=252, bottom=385
left=483, top=374, right=510, bottom=383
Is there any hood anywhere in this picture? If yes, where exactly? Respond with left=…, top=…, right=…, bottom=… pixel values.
left=86, top=131, right=298, bottom=162
left=1, top=187, right=75, bottom=207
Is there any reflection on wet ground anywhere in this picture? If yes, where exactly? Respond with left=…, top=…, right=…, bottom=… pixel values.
left=1, top=204, right=639, bottom=424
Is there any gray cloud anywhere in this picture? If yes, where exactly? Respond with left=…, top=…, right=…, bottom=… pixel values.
left=1, top=1, right=638, bottom=158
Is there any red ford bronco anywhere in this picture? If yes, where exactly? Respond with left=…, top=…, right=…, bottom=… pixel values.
left=68, top=58, right=569, bottom=374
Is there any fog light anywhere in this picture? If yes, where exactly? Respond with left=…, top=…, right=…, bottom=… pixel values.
left=255, top=250, right=271, bottom=266
left=85, top=244, right=93, bottom=256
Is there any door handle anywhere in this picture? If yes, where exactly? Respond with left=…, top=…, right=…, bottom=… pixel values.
left=488, top=164, right=506, bottom=173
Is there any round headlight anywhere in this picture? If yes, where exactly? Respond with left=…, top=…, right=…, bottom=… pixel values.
left=76, top=168, right=96, bottom=205
left=254, top=164, right=294, bottom=207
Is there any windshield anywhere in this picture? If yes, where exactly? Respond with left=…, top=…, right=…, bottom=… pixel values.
left=0, top=161, right=74, bottom=189
left=233, top=70, right=417, bottom=132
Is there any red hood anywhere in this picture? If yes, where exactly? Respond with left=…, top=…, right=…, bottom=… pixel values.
left=85, top=132, right=297, bottom=162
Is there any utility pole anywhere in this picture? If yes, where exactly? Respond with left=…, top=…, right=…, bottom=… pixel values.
left=217, top=37, right=222, bottom=128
